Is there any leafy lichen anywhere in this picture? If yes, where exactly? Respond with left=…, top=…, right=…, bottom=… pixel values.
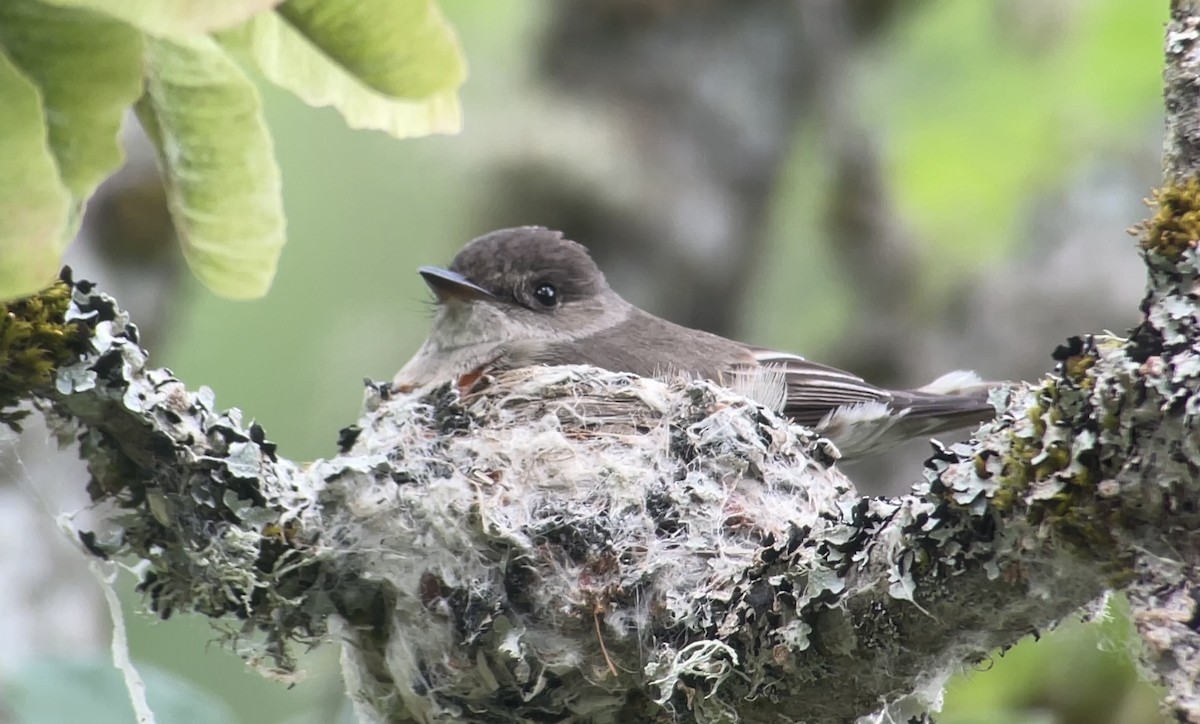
left=986, top=339, right=1117, bottom=556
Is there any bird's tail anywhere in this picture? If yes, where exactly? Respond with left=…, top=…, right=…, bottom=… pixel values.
left=890, top=370, right=999, bottom=440
left=817, top=371, right=1000, bottom=459
left=914, top=369, right=991, bottom=397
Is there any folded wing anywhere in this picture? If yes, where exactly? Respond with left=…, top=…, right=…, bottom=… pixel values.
left=741, top=347, right=996, bottom=458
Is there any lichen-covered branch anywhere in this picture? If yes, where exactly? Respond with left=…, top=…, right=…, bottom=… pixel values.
left=1118, top=4, right=1200, bottom=720
left=1165, top=0, right=1200, bottom=183
left=0, top=237, right=1193, bottom=723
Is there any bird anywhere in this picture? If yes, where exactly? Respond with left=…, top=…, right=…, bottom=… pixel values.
left=394, top=226, right=996, bottom=459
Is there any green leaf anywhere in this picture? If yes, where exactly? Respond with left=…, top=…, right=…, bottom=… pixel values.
left=137, top=34, right=286, bottom=300
left=0, top=45, right=72, bottom=300
left=7, top=657, right=237, bottom=724
left=38, top=0, right=283, bottom=36
left=0, top=1, right=143, bottom=207
left=218, top=10, right=462, bottom=139
left=274, top=0, right=466, bottom=100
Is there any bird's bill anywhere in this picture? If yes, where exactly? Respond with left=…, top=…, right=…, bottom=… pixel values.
left=418, top=266, right=495, bottom=303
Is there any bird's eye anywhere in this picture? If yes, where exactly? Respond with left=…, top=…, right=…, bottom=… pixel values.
left=533, top=282, right=558, bottom=308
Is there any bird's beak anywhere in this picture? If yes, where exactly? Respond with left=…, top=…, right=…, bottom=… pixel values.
left=418, top=266, right=495, bottom=303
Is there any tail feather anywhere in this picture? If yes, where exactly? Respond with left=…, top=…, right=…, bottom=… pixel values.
left=893, top=388, right=996, bottom=436
left=814, top=384, right=997, bottom=460
left=741, top=346, right=1001, bottom=458
left=915, top=369, right=989, bottom=396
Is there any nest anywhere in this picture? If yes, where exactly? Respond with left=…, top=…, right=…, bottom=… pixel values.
left=314, top=366, right=856, bottom=723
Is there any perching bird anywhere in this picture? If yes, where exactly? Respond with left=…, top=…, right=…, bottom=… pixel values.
left=395, top=227, right=996, bottom=458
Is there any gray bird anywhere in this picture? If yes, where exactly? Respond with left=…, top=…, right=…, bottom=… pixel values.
left=395, top=226, right=996, bottom=458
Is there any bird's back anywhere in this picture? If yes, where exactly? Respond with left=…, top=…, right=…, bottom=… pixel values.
left=523, top=307, right=995, bottom=457
left=525, top=307, right=755, bottom=381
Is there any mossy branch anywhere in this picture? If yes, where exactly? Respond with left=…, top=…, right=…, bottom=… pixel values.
left=0, top=233, right=1195, bottom=722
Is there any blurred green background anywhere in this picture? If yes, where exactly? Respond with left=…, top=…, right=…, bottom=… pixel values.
left=5, top=0, right=1174, bottom=722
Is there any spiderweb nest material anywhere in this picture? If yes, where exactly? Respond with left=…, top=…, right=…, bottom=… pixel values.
left=319, top=366, right=856, bottom=723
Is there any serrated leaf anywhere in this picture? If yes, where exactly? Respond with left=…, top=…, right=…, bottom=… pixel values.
left=218, top=11, right=461, bottom=139
left=0, top=1, right=143, bottom=210
left=274, top=0, right=466, bottom=100
left=0, top=46, right=72, bottom=301
left=136, top=34, right=285, bottom=300
left=38, top=0, right=283, bottom=37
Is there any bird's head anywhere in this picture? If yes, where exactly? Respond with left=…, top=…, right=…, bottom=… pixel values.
left=418, top=227, right=624, bottom=339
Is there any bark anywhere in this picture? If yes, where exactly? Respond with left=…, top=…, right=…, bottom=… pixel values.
left=1118, top=3, right=1200, bottom=719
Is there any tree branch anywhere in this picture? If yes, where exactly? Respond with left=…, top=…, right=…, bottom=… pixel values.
left=1165, top=0, right=1200, bottom=183
left=1111, top=7, right=1200, bottom=719
left=2, top=243, right=1192, bottom=724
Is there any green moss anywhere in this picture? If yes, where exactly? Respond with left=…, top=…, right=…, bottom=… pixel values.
left=987, top=377, right=1116, bottom=555
left=1136, top=179, right=1200, bottom=261
left=1062, top=353, right=1096, bottom=387
left=1026, top=403, right=1047, bottom=438
left=0, top=279, right=86, bottom=431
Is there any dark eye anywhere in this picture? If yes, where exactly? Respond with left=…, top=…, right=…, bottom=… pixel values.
left=533, top=282, right=558, bottom=307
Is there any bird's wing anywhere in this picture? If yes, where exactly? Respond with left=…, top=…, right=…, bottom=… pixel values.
left=735, top=346, right=996, bottom=458
left=737, top=347, right=895, bottom=428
